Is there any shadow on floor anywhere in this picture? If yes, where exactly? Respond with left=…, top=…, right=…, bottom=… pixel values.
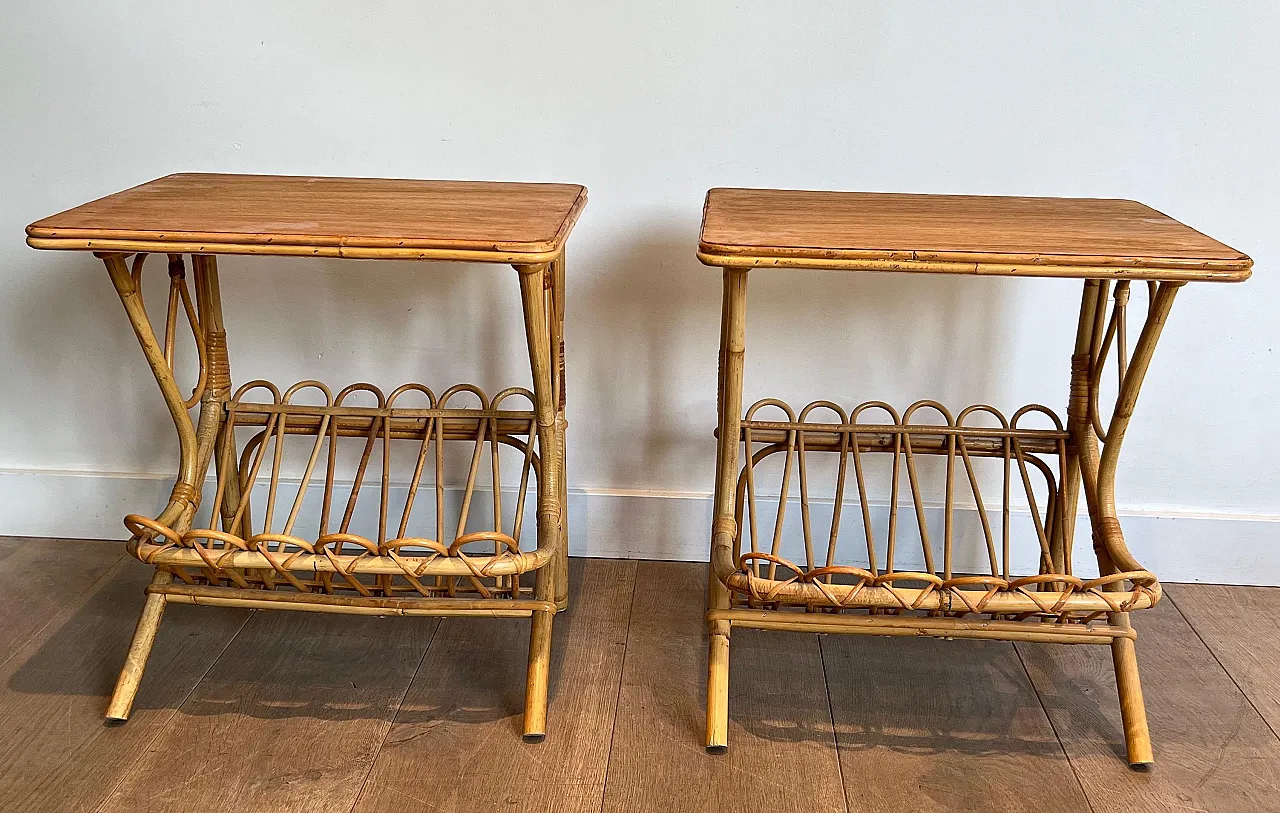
left=8, top=557, right=1122, bottom=760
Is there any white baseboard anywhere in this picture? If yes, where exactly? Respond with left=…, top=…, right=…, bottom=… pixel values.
left=1, top=468, right=1276, bottom=586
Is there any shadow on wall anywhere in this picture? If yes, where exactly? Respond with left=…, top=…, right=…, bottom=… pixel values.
left=7, top=253, right=175, bottom=471
left=575, top=222, right=718, bottom=560
left=219, top=254, right=528, bottom=395
left=7, top=249, right=532, bottom=476
left=573, top=209, right=1015, bottom=562
left=737, top=268, right=1021, bottom=574
left=12, top=231, right=1012, bottom=478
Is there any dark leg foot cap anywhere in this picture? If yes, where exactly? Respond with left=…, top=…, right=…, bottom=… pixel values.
left=706, top=745, right=728, bottom=755
left=1129, top=761, right=1153, bottom=773
left=104, top=717, right=127, bottom=728
left=522, top=733, right=546, bottom=744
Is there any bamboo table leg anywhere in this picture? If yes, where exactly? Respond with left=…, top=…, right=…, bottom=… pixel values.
left=516, top=261, right=567, bottom=742
left=706, top=268, right=748, bottom=753
left=1070, top=278, right=1182, bottom=770
left=549, top=254, right=570, bottom=610
left=193, top=257, right=243, bottom=537
left=101, top=252, right=228, bottom=723
left=105, top=571, right=170, bottom=723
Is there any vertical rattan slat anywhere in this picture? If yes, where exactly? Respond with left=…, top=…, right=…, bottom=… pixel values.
left=696, top=187, right=1251, bottom=769
left=25, top=173, right=587, bottom=742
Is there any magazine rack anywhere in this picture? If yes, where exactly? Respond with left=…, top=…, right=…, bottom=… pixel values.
left=27, top=173, right=586, bottom=741
left=696, top=188, right=1250, bottom=768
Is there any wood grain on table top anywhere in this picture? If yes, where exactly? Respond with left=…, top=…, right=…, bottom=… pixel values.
left=27, top=173, right=587, bottom=261
left=698, top=187, right=1251, bottom=280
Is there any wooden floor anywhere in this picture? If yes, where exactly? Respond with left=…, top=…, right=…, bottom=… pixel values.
left=2, top=539, right=1278, bottom=812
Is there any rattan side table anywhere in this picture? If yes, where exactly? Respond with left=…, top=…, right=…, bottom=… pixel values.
left=27, top=173, right=586, bottom=742
left=696, top=188, right=1250, bottom=768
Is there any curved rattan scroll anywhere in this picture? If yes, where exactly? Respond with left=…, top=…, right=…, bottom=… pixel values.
left=125, top=380, right=547, bottom=601
left=720, top=396, right=1157, bottom=621
left=103, top=253, right=222, bottom=536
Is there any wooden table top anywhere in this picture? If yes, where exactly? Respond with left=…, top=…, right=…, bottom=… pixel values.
left=27, top=173, right=587, bottom=263
left=698, top=188, right=1251, bottom=281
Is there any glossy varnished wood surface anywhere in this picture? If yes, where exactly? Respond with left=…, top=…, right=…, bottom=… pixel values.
left=698, top=188, right=1252, bottom=280
left=2, top=541, right=1278, bottom=813
left=27, top=173, right=587, bottom=261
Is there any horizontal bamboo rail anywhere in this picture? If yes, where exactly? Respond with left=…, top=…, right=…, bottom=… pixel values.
left=695, top=250, right=1249, bottom=282
left=723, top=425, right=1064, bottom=456
left=708, top=608, right=1135, bottom=644
left=697, top=244, right=1250, bottom=272
left=230, top=412, right=538, bottom=442
left=34, top=237, right=572, bottom=264
left=131, top=539, right=552, bottom=578
left=154, top=583, right=553, bottom=616
left=721, top=571, right=1157, bottom=616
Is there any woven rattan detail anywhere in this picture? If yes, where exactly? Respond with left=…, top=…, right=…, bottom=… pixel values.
left=125, top=380, right=547, bottom=601
left=722, top=397, right=1159, bottom=623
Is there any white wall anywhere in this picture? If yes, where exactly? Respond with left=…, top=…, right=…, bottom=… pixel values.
left=2, top=2, right=1277, bottom=581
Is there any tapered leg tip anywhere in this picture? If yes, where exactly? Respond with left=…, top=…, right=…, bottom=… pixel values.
left=706, top=744, right=728, bottom=755
left=522, top=733, right=546, bottom=744
left=1129, top=761, right=1153, bottom=772
left=104, top=717, right=128, bottom=728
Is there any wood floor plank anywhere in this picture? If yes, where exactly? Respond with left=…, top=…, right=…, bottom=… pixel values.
left=0, top=537, right=123, bottom=663
left=823, top=633, right=1088, bottom=812
left=601, top=560, right=847, bottom=813
left=1166, top=583, right=1280, bottom=735
left=99, top=609, right=438, bottom=813
left=1017, top=598, right=1280, bottom=812
left=353, top=558, right=636, bottom=813
left=10, top=538, right=1280, bottom=813
left=0, top=558, right=249, bottom=813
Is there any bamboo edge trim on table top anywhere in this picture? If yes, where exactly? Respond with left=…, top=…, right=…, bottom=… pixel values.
left=27, top=173, right=588, bottom=263
left=697, top=187, right=1252, bottom=281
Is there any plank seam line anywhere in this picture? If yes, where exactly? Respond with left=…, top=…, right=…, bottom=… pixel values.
left=1012, top=643, right=1099, bottom=813
left=0, top=547, right=128, bottom=676
left=93, top=608, right=254, bottom=813
left=1164, top=589, right=1280, bottom=744
left=597, top=560, right=640, bottom=810
left=817, top=635, right=853, bottom=813
left=346, top=618, right=444, bottom=813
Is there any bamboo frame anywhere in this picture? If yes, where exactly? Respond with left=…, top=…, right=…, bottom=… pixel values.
left=693, top=251, right=1248, bottom=282
left=94, top=250, right=569, bottom=743
left=35, top=238, right=570, bottom=265
left=703, top=267, right=1187, bottom=769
